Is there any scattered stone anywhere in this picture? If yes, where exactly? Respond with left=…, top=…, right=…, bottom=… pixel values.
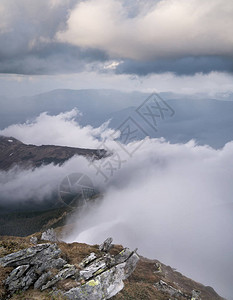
left=41, top=265, right=77, bottom=291
left=155, top=280, right=188, bottom=298
left=34, top=272, right=51, bottom=290
left=50, top=258, right=67, bottom=270
left=114, top=248, right=132, bottom=264
left=79, top=252, right=97, bottom=268
left=192, top=289, right=201, bottom=299
left=80, top=256, right=107, bottom=280
left=155, top=262, right=162, bottom=273
left=41, top=228, right=58, bottom=242
left=5, top=265, right=30, bottom=292
left=64, top=247, right=139, bottom=299
left=1, top=243, right=67, bottom=294
left=64, top=262, right=126, bottom=300
left=30, top=236, right=38, bottom=245
left=123, top=250, right=139, bottom=279
left=0, top=243, right=51, bottom=267
left=99, top=237, right=113, bottom=252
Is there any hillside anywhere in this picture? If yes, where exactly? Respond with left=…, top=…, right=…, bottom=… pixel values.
left=0, top=233, right=225, bottom=300
left=0, top=136, right=106, bottom=171
left=0, top=136, right=105, bottom=237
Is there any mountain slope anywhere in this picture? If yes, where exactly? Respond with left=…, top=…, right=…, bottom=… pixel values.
left=0, top=234, right=225, bottom=300
left=0, top=136, right=106, bottom=171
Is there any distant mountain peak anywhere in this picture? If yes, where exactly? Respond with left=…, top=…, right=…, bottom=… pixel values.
left=0, top=136, right=106, bottom=171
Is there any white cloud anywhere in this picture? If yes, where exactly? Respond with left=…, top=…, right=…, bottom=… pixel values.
left=0, top=109, right=115, bottom=148
left=58, top=0, right=233, bottom=60
left=103, top=60, right=123, bottom=70
left=66, top=138, right=233, bottom=299
left=0, top=155, right=96, bottom=203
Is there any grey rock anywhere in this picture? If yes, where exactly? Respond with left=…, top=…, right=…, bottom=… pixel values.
left=34, top=272, right=51, bottom=289
left=64, top=264, right=75, bottom=268
left=105, top=254, right=116, bottom=268
left=50, top=258, right=67, bottom=269
left=64, top=262, right=126, bottom=300
left=41, top=265, right=77, bottom=291
left=155, top=262, right=162, bottom=273
left=155, top=280, right=186, bottom=298
left=30, top=243, right=61, bottom=273
left=5, top=265, right=30, bottom=285
left=114, top=248, right=132, bottom=264
left=79, top=252, right=97, bottom=268
left=5, top=265, right=30, bottom=291
left=123, top=252, right=139, bottom=280
left=80, top=256, right=107, bottom=281
left=1, top=243, right=67, bottom=294
left=0, top=243, right=50, bottom=267
left=21, top=267, right=38, bottom=290
left=41, top=228, right=58, bottom=242
left=5, top=265, right=37, bottom=293
left=30, top=236, right=38, bottom=245
left=192, top=290, right=201, bottom=299
left=99, top=237, right=113, bottom=252
left=63, top=247, right=139, bottom=300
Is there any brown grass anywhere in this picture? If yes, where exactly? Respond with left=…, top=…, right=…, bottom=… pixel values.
left=10, top=289, right=66, bottom=300
left=0, top=236, right=30, bottom=257
left=112, top=281, right=168, bottom=300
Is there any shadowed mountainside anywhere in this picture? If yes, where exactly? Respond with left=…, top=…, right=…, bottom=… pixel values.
left=0, top=136, right=106, bottom=171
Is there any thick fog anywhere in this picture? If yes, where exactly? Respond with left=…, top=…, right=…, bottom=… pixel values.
left=0, top=110, right=114, bottom=204
left=0, top=111, right=233, bottom=299
left=66, top=139, right=233, bottom=299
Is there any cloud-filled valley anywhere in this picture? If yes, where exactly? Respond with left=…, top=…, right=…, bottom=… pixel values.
left=0, top=108, right=233, bottom=298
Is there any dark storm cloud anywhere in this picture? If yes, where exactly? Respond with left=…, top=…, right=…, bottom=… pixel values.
left=115, top=56, right=233, bottom=76
left=0, top=42, right=108, bottom=75
left=0, top=0, right=233, bottom=76
left=0, top=0, right=108, bottom=75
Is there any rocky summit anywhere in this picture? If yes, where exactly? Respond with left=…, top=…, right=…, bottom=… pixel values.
left=0, top=236, right=139, bottom=300
left=0, top=233, right=225, bottom=300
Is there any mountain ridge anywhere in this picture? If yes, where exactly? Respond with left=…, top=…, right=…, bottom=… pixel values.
left=0, top=136, right=106, bottom=171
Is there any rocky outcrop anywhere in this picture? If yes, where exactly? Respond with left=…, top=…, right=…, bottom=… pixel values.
left=64, top=246, right=139, bottom=300
left=0, top=237, right=139, bottom=299
left=155, top=280, right=190, bottom=298
left=99, top=237, right=113, bottom=252
left=0, top=243, right=67, bottom=294
left=41, top=228, right=58, bottom=242
left=29, top=236, right=38, bottom=245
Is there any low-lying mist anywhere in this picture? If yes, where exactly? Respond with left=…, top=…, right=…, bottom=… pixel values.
left=0, top=110, right=232, bottom=299
left=66, top=139, right=233, bottom=300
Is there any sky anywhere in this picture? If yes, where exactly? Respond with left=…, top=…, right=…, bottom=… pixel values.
left=0, top=0, right=233, bottom=97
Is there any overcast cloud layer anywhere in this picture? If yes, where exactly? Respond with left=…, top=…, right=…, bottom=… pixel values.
left=0, top=0, right=233, bottom=75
